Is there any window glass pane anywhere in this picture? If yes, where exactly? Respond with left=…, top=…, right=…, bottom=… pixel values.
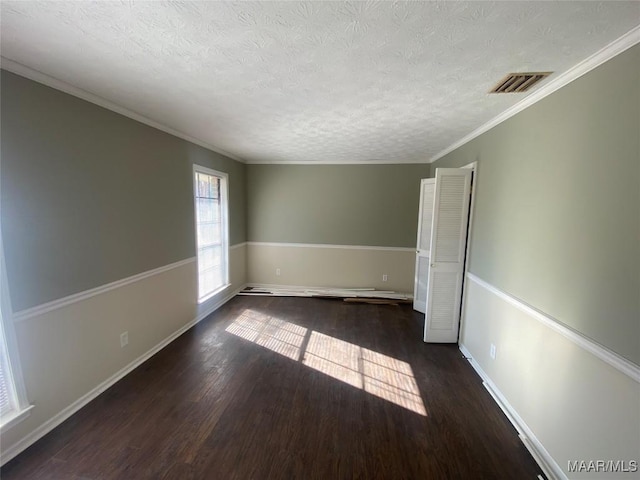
left=195, top=173, right=205, bottom=197
left=198, top=223, right=221, bottom=247
left=212, top=178, right=220, bottom=199
left=198, top=265, right=222, bottom=299
left=0, top=359, right=13, bottom=417
left=196, top=174, right=219, bottom=200
left=0, top=318, right=15, bottom=418
left=198, top=245, right=222, bottom=272
left=197, top=198, right=220, bottom=223
left=194, top=169, right=226, bottom=301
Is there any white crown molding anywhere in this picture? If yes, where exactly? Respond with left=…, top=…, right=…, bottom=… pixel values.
left=466, top=273, right=640, bottom=384
left=0, top=283, right=247, bottom=466
left=4, top=23, right=637, bottom=168
left=0, top=57, right=247, bottom=164
left=244, top=159, right=428, bottom=165
left=247, top=241, right=415, bottom=252
left=0, top=57, right=427, bottom=167
left=459, top=344, right=566, bottom=480
left=429, top=25, right=640, bottom=164
left=11, top=257, right=196, bottom=323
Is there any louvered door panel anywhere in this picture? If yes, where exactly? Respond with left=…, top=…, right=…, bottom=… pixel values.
left=428, top=271, right=461, bottom=330
left=424, top=169, right=471, bottom=343
left=418, top=182, right=435, bottom=252
left=432, top=175, right=468, bottom=263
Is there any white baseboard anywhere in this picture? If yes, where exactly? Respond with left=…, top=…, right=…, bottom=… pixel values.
left=0, top=283, right=246, bottom=466
left=246, top=282, right=412, bottom=294
left=247, top=241, right=414, bottom=252
left=459, top=344, right=566, bottom=480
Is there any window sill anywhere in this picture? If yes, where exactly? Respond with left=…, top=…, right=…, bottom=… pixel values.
left=0, top=404, right=34, bottom=434
left=197, top=283, right=231, bottom=305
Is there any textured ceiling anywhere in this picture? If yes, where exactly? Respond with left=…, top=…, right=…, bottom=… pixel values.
left=1, top=1, right=638, bottom=164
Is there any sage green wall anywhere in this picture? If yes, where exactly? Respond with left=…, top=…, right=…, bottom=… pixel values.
left=1, top=70, right=246, bottom=312
left=432, top=45, right=639, bottom=364
left=247, top=164, right=431, bottom=248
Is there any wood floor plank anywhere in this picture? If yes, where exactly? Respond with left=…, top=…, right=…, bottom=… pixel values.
left=1, top=296, right=544, bottom=479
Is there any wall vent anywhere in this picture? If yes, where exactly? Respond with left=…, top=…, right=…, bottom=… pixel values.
left=489, top=72, right=552, bottom=94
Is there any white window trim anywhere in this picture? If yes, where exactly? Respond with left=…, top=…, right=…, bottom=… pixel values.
left=192, top=165, right=230, bottom=304
left=0, top=232, right=33, bottom=434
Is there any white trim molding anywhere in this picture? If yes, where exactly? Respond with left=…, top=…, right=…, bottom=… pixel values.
left=3, top=26, right=638, bottom=169
left=12, top=258, right=196, bottom=323
left=466, top=273, right=640, bottom=384
left=244, top=159, right=427, bottom=165
left=245, top=282, right=407, bottom=293
left=230, top=242, right=247, bottom=251
left=430, top=25, right=640, bottom=163
left=0, top=58, right=246, bottom=164
left=0, top=405, right=34, bottom=435
left=0, top=283, right=247, bottom=466
left=247, top=241, right=415, bottom=253
left=459, top=344, right=566, bottom=480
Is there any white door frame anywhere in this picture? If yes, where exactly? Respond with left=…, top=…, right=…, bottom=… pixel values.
left=457, top=161, right=477, bottom=342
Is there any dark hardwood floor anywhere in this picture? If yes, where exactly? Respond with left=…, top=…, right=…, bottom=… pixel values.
left=1, top=296, right=543, bottom=479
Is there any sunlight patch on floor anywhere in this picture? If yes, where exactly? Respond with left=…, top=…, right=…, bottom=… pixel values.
left=303, top=331, right=427, bottom=416
left=226, top=309, right=427, bottom=416
left=225, top=309, right=307, bottom=360
left=304, top=331, right=362, bottom=388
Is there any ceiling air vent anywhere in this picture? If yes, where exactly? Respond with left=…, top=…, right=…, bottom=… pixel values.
left=489, top=72, right=552, bottom=94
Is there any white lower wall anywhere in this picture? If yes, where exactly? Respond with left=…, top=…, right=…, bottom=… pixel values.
left=247, top=242, right=415, bottom=293
left=1, top=244, right=247, bottom=464
left=461, top=275, right=640, bottom=480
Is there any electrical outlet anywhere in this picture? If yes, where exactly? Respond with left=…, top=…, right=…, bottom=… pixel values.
left=120, top=331, right=129, bottom=348
left=490, top=343, right=496, bottom=360
left=276, top=268, right=281, bottom=276
left=382, top=274, right=388, bottom=282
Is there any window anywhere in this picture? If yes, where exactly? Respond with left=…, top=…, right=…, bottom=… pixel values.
left=0, top=311, right=18, bottom=419
left=193, top=166, right=229, bottom=303
left=0, top=238, right=31, bottom=433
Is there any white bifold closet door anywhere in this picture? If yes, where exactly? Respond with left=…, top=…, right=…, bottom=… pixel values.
left=413, top=179, right=435, bottom=313
left=423, top=168, right=472, bottom=343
